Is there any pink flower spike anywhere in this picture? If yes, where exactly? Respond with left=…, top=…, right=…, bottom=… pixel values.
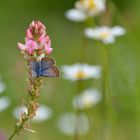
left=45, top=47, right=53, bottom=54
left=18, top=43, right=26, bottom=51
left=18, top=21, right=52, bottom=56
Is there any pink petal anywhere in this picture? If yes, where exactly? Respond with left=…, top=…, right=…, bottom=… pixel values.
left=25, top=40, right=38, bottom=54
left=32, top=41, right=38, bottom=49
left=18, top=43, right=26, bottom=51
left=45, top=47, right=53, bottom=54
left=30, top=20, right=35, bottom=28
left=37, top=21, right=43, bottom=29
left=26, top=29, right=33, bottom=39
left=25, top=37, right=29, bottom=42
left=37, top=21, right=46, bottom=30
left=38, top=35, right=49, bottom=45
left=26, top=40, right=38, bottom=49
left=45, top=39, right=51, bottom=48
left=28, top=48, right=34, bottom=54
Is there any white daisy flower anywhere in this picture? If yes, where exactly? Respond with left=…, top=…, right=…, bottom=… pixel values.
left=61, top=63, right=101, bottom=81
left=72, top=88, right=101, bottom=109
left=57, top=112, right=89, bottom=135
left=85, top=26, right=126, bottom=44
left=65, top=0, right=106, bottom=22
left=13, top=105, right=53, bottom=122
left=0, top=97, right=10, bottom=112
left=0, top=80, right=6, bottom=94
left=75, top=0, right=106, bottom=16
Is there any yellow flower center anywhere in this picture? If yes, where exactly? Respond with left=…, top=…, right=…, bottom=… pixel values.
left=79, top=0, right=96, bottom=10
left=75, top=71, right=87, bottom=79
left=88, top=0, right=96, bottom=9
left=100, top=32, right=110, bottom=39
left=84, top=100, right=91, bottom=108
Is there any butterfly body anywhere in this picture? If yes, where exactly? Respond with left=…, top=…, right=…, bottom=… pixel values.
left=33, top=61, right=42, bottom=78
left=28, top=57, right=59, bottom=78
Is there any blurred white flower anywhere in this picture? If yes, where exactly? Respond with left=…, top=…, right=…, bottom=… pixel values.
left=0, top=80, right=6, bottom=94
left=65, top=0, right=106, bottom=22
left=85, top=26, right=126, bottom=44
left=13, top=106, right=27, bottom=119
left=33, top=106, right=53, bottom=122
left=57, top=112, right=89, bottom=135
left=0, top=97, right=10, bottom=113
left=75, top=0, right=105, bottom=16
left=72, top=88, right=101, bottom=109
left=61, top=63, right=101, bottom=81
left=65, top=9, right=86, bottom=22
left=13, top=105, right=53, bottom=122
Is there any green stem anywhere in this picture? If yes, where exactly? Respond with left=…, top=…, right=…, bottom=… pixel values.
left=100, top=46, right=114, bottom=140
left=8, top=77, right=42, bottom=140
left=102, top=47, right=109, bottom=140
left=73, top=80, right=83, bottom=140
left=81, top=35, right=88, bottom=63
left=102, top=47, right=110, bottom=102
left=74, top=112, right=80, bottom=140
left=79, top=17, right=95, bottom=63
left=8, top=130, right=17, bottom=140
left=73, top=18, right=95, bottom=140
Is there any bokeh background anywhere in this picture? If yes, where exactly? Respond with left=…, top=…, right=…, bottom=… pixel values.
left=0, top=0, right=140, bottom=140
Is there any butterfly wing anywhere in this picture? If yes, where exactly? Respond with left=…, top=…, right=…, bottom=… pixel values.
left=28, top=58, right=39, bottom=78
left=41, top=57, right=60, bottom=77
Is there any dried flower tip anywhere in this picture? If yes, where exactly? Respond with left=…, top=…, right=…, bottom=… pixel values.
left=24, top=128, right=36, bottom=134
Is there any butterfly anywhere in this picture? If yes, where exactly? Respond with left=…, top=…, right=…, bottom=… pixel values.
left=28, top=57, right=60, bottom=78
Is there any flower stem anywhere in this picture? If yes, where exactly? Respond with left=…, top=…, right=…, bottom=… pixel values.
left=73, top=17, right=95, bottom=140
left=101, top=47, right=109, bottom=140
left=73, top=80, right=83, bottom=140
left=74, top=112, right=80, bottom=140
left=100, top=46, right=114, bottom=140
left=8, top=130, right=17, bottom=140
left=8, top=72, right=43, bottom=140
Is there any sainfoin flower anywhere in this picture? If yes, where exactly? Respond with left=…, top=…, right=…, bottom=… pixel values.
left=65, top=0, right=105, bottom=22
left=0, top=97, right=10, bottom=113
left=57, top=112, right=89, bottom=135
left=13, top=105, right=53, bottom=122
left=18, top=21, right=53, bottom=57
left=61, top=63, right=101, bottom=81
left=72, top=88, right=101, bottom=109
left=85, top=26, right=126, bottom=44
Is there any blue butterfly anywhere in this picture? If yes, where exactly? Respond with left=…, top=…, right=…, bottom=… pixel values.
left=28, top=57, right=59, bottom=78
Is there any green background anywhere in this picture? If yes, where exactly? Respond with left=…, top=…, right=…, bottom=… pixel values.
left=0, top=0, right=140, bottom=140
